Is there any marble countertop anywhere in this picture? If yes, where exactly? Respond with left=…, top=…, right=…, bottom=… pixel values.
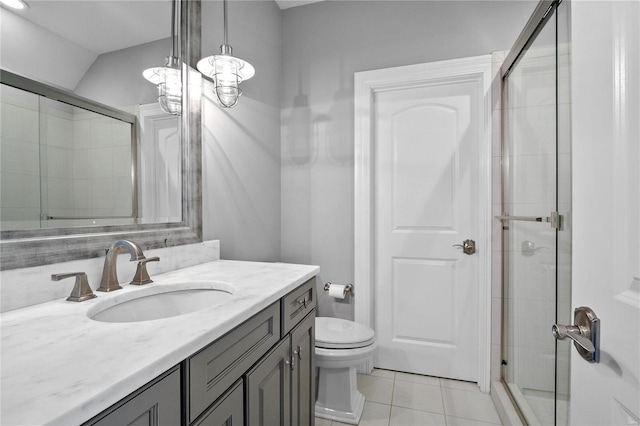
left=1, top=260, right=319, bottom=426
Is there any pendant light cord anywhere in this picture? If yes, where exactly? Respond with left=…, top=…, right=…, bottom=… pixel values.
left=170, top=0, right=177, bottom=58
left=223, top=0, right=229, bottom=46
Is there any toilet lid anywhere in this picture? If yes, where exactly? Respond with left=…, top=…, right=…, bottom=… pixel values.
left=315, top=317, right=375, bottom=349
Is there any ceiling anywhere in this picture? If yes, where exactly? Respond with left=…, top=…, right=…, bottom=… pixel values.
left=12, top=1, right=171, bottom=55
left=275, top=0, right=324, bottom=9
left=12, top=0, right=323, bottom=55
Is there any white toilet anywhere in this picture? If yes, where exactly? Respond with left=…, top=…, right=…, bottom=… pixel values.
left=315, top=316, right=377, bottom=425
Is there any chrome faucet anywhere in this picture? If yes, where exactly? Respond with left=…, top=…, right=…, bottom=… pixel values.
left=97, top=240, right=147, bottom=292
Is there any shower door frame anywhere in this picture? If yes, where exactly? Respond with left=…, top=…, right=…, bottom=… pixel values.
left=499, top=0, right=568, bottom=423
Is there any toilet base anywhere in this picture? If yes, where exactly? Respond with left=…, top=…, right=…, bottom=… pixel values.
left=315, top=366, right=365, bottom=425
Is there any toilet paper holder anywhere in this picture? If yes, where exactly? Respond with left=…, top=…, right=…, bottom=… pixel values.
left=323, top=282, right=353, bottom=293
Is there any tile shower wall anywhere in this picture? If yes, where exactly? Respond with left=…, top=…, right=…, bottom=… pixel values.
left=0, top=85, right=41, bottom=230
left=39, top=97, right=76, bottom=223
left=501, top=36, right=572, bottom=424
left=0, top=85, right=134, bottom=230
left=503, top=46, right=559, bottom=397
left=67, top=107, right=133, bottom=224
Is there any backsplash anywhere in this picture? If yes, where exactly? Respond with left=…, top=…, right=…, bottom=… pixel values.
left=0, top=240, right=220, bottom=313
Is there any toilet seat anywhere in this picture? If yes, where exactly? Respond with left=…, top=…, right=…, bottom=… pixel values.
left=316, top=317, right=375, bottom=349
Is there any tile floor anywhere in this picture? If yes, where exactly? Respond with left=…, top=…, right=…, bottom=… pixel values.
left=315, top=369, right=502, bottom=426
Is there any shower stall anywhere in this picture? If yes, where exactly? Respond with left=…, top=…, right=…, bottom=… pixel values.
left=499, top=1, right=571, bottom=424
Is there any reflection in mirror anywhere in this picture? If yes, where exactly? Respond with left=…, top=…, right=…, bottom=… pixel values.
left=0, top=83, right=137, bottom=231
left=1, top=1, right=171, bottom=109
left=0, top=0, right=183, bottom=230
left=0, top=0, right=202, bottom=270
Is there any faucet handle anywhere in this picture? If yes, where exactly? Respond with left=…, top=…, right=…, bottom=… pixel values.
left=131, top=256, right=160, bottom=286
left=52, top=272, right=97, bottom=302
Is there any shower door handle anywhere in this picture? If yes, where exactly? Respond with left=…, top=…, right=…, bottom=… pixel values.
left=552, top=306, right=600, bottom=363
left=452, top=239, right=476, bottom=255
left=496, top=212, right=562, bottom=229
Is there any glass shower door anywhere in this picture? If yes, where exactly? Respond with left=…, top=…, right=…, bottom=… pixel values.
left=501, top=1, right=571, bottom=424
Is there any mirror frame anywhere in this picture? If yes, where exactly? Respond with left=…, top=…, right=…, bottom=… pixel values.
left=0, top=0, right=202, bottom=270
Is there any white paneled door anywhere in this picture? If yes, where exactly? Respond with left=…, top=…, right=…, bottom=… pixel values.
left=139, top=103, right=181, bottom=224
left=355, top=56, right=491, bottom=384
left=570, top=1, right=640, bottom=424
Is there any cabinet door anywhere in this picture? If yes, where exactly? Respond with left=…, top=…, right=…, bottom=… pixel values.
left=291, top=311, right=315, bottom=426
left=245, top=338, right=291, bottom=426
left=192, top=380, right=243, bottom=426
left=87, top=367, right=181, bottom=426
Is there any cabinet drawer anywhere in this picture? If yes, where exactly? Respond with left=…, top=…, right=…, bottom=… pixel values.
left=192, top=379, right=244, bottom=426
left=188, top=302, right=280, bottom=423
left=281, top=277, right=316, bottom=336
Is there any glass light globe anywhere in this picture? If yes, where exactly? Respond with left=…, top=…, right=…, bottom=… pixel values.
left=143, top=57, right=182, bottom=115
left=197, top=45, right=255, bottom=109
left=214, top=56, right=242, bottom=108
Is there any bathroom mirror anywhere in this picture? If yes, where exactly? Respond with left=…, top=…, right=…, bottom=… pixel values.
left=0, top=74, right=139, bottom=231
left=0, top=1, right=202, bottom=270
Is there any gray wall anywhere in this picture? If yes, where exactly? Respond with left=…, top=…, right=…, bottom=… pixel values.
left=279, top=1, right=536, bottom=319
left=0, top=8, right=96, bottom=91
left=201, top=0, right=283, bottom=261
left=75, top=38, right=170, bottom=109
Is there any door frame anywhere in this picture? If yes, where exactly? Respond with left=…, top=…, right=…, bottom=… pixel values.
left=354, top=55, right=493, bottom=392
left=138, top=103, right=182, bottom=224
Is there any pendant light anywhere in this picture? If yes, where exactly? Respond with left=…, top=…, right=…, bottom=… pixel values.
left=143, top=0, right=182, bottom=115
left=197, top=0, right=255, bottom=108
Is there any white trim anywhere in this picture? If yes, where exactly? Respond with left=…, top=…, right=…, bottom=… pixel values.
left=138, top=103, right=182, bottom=224
left=353, top=55, right=493, bottom=392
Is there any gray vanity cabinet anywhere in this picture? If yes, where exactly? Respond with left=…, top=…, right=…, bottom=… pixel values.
left=83, top=277, right=317, bottom=426
left=291, top=311, right=315, bottom=426
left=83, top=366, right=181, bottom=426
left=187, top=302, right=280, bottom=424
left=245, top=280, right=316, bottom=426
left=282, top=277, right=316, bottom=336
left=245, top=337, right=292, bottom=426
left=243, top=310, right=315, bottom=426
left=191, top=379, right=244, bottom=426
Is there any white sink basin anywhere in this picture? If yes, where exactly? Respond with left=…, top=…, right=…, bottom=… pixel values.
left=87, top=281, right=235, bottom=323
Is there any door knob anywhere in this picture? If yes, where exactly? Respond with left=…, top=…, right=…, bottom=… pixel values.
left=452, top=239, right=476, bottom=255
left=552, top=324, right=594, bottom=352
left=552, top=306, right=600, bottom=363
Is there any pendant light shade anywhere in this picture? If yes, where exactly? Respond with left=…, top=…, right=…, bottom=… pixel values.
left=197, top=0, right=254, bottom=108
left=143, top=0, right=182, bottom=115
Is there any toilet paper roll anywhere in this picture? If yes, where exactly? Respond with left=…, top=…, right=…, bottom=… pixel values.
left=328, top=284, right=347, bottom=299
